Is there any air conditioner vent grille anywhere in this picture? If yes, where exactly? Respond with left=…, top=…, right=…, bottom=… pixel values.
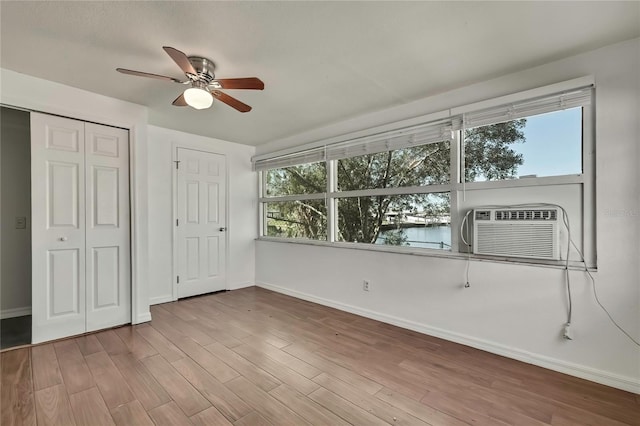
left=472, top=208, right=560, bottom=260
left=495, top=209, right=557, bottom=221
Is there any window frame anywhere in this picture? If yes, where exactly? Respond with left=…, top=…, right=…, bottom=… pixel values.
left=256, top=77, right=596, bottom=268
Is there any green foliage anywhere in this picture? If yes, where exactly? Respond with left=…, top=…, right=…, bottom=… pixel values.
left=381, top=228, right=409, bottom=246
left=464, top=119, right=526, bottom=181
left=265, top=120, right=526, bottom=244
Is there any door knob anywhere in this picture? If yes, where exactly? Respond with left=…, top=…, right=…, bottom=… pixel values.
left=219, top=227, right=227, bottom=232
left=58, top=236, right=68, bottom=242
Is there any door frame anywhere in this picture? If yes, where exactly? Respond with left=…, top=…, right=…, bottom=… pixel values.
left=0, top=73, right=150, bottom=326
left=171, top=143, right=229, bottom=301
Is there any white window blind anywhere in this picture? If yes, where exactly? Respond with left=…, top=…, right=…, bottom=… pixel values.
left=461, top=86, right=592, bottom=130
left=253, top=147, right=325, bottom=171
left=325, top=121, right=452, bottom=161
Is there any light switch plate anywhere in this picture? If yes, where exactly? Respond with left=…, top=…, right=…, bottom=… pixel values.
left=15, top=217, right=27, bottom=229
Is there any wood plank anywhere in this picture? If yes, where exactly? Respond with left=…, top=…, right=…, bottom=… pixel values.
left=135, top=324, right=185, bottom=362
left=172, top=357, right=252, bottom=421
left=53, top=340, right=95, bottom=394
left=204, top=342, right=281, bottom=392
left=313, top=372, right=430, bottom=425
left=141, top=354, right=211, bottom=416
left=283, top=342, right=384, bottom=395
left=110, top=400, right=154, bottom=426
left=156, top=302, right=199, bottom=321
left=75, top=335, right=104, bottom=356
left=241, top=335, right=321, bottom=379
left=231, top=343, right=319, bottom=395
left=94, top=330, right=129, bottom=355
left=84, top=351, right=135, bottom=409
left=307, top=387, right=389, bottom=426
left=152, top=306, right=216, bottom=346
left=190, top=407, right=233, bottom=426
left=233, top=411, right=273, bottom=426
left=110, top=352, right=171, bottom=410
left=375, top=387, right=468, bottom=426
left=1, top=348, right=36, bottom=426
left=268, top=384, right=350, bottom=425
left=1, top=348, right=32, bottom=384
left=34, top=383, right=76, bottom=426
left=225, top=376, right=310, bottom=426
left=232, top=411, right=272, bottom=426
left=169, top=336, right=239, bottom=383
left=31, top=344, right=63, bottom=391
left=114, top=326, right=158, bottom=359
left=68, top=387, right=115, bottom=426
left=1, top=382, right=37, bottom=426
left=148, top=401, right=192, bottom=426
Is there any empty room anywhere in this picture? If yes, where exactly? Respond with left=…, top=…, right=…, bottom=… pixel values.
left=1, top=1, right=639, bottom=425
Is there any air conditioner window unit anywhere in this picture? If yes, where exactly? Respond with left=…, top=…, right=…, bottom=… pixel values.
left=472, top=208, right=560, bottom=260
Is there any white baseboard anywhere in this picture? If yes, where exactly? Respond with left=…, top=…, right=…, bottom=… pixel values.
left=149, top=295, right=175, bottom=306
left=256, top=281, right=640, bottom=395
left=228, top=281, right=255, bottom=291
left=1, top=306, right=32, bottom=319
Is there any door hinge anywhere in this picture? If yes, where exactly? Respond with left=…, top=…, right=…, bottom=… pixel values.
left=175, top=160, right=180, bottom=169
left=177, top=276, right=180, bottom=284
left=176, top=219, right=179, bottom=226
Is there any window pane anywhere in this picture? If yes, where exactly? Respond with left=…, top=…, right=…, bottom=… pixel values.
left=464, top=108, right=582, bottom=182
left=337, top=142, right=450, bottom=191
left=265, top=162, right=326, bottom=196
left=336, top=192, right=450, bottom=250
left=265, top=200, right=327, bottom=240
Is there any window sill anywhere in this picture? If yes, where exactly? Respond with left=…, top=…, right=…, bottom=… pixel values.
left=256, top=236, right=597, bottom=272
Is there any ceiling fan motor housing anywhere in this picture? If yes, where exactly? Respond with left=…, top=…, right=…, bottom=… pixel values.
left=188, top=57, right=217, bottom=86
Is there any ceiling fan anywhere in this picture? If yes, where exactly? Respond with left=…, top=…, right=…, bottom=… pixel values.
left=116, top=46, right=264, bottom=112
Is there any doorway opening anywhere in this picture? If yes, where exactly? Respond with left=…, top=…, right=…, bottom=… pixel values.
left=0, top=106, right=32, bottom=349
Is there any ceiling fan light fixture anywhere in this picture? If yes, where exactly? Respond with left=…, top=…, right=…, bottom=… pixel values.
left=184, top=87, right=213, bottom=109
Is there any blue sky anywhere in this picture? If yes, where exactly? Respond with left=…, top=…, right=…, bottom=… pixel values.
left=512, top=107, right=582, bottom=177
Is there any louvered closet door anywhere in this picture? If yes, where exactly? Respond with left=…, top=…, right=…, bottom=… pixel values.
left=31, top=113, right=130, bottom=343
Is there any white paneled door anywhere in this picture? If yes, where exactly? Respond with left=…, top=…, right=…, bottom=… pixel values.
left=31, top=113, right=130, bottom=343
left=176, top=148, right=226, bottom=298
left=84, top=123, right=130, bottom=332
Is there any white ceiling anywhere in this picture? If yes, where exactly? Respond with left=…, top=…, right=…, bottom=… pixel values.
left=1, top=1, right=638, bottom=146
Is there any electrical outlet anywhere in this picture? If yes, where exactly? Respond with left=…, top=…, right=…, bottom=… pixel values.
left=363, top=280, right=370, bottom=291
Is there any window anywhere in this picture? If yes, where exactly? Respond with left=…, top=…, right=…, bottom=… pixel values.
left=266, top=162, right=326, bottom=196
left=256, top=81, right=594, bottom=265
left=262, top=162, right=327, bottom=241
left=337, top=193, right=451, bottom=249
left=464, top=108, right=583, bottom=182
left=265, top=200, right=327, bottom=240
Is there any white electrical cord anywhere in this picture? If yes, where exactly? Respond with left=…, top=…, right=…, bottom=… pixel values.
left=460, top=202, right=640, bottom=347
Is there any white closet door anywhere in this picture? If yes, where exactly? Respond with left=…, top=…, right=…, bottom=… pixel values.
left=32, top=114, right=131, bottom=343
left=176, top=148, right=226, bottom=298
left=31, top=113, right=86, bottom=343
left=85, top=123, right=130, bottom=332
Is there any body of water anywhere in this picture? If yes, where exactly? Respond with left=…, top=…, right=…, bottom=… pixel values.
left=377, top=225, right=452, bottom=250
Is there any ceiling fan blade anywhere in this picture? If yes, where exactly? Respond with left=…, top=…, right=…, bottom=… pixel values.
left=215, top=78, right=264, bottom=90
left=163, top=46, right=197, bottom=76
left=116, top=68, right=183, bottom=83
left=212, top=90, right=252, bottom=113
left=172, top=93, right=188, bottom=107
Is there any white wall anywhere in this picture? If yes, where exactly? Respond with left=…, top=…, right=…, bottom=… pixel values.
left=0, top=68, right=151, bottom=324
left=147, top=125, right=256, bottom=304
left=0, top=108, right=32, bottom=318
left=256, top=38, right=640, bottom=393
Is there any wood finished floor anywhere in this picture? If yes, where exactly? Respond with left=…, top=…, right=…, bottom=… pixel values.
left=1, top=287, right=639, bottom=426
